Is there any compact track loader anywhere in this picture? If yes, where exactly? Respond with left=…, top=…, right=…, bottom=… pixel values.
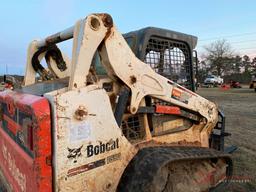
left=0, top=13, right=232, bottom=192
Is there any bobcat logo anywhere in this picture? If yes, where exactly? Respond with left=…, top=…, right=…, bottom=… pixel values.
left=67, top=145, right=83, bottom=163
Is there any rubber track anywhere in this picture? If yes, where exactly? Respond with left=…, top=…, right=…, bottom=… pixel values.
left=117, top=146, right=232, bottom=192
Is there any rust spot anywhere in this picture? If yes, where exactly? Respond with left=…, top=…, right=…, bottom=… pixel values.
left=101, top=13, right=113, bottom=28
left=95, top=13, right=114, bottom=40
left=130, top=75, right=137, bottom=84
left=104, top=24, right=114, bottom=40
left=106, top=183, right=112, bottom=189
left=74, top=83, right=77, bottom=88
left=56, top=103, right=66, bottom=112
left=45, top=32, right=62, bottom=45
left=46, top=155, right=52, bottom=166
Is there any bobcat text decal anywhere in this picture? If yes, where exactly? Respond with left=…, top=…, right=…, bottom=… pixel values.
left=2, top=144, right=26, bottom=192
left=87, top=138, right=119, bottom=157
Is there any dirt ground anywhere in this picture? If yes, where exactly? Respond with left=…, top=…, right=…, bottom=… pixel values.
left=198, top=87, right=256, bottom=192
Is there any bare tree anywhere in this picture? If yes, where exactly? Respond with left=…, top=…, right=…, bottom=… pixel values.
left=242, top=55, right=251, bottom=73
left=202, top=39, right=234, bottom=76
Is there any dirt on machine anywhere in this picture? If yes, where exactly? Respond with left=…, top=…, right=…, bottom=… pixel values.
left=0, top=13, right=233, bottom=191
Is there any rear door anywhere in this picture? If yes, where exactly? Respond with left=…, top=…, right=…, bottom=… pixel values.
left=0, top=90, right=52, bottom=192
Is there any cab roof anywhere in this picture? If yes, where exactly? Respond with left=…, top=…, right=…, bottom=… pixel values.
left=124, top=27, right=198, bottom=50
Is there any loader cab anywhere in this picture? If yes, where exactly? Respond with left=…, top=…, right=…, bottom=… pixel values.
left=94, top=27, right=198, bottom=91
left=123, top=27, right=198, bottom=92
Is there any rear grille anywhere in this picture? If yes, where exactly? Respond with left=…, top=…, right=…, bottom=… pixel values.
left=145, top=36, right=192, bottom=89
left=121, top=115, right=145, bottom=142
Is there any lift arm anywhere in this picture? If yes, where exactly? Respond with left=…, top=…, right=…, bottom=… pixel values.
left=24, top=13, right=218, bottom=135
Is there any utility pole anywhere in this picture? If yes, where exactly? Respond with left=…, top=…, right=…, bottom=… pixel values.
left=5, top=64, right=8, bottom=74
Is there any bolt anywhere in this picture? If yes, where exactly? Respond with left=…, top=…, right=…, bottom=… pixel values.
left=75, top=105, right=88, bottom=120
left=130, top=75, right=137, bottom=84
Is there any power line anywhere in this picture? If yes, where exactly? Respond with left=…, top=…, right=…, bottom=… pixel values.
left=237, top=47, right=256, bottom=50
left=230, top=39, right=256, bottom=44
left=197, top=46, right=256, bottom=51
left=199, top=32, right=256, bottom=42
left=198, top=39, right=256, bottom=45
left=197, top=46, right=256, bottom=50
left=197, top=39, right=256, bottom=49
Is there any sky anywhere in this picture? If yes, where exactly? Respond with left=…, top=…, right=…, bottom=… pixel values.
left=0, top=0, right=256, bottom=75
